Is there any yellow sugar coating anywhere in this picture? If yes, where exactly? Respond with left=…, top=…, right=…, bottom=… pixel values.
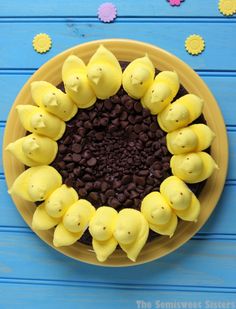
left=166, top=124, right=215, bottom=155
left=8, top=166, right=62, bottom=202
left=32, top=203, right=61, bottom=230
left=62, top=55, right=96, bottom=108
left=5, top=133, right=58, bottom=166
left=170, top=152, right=219, bottom=184
left=45, top=184, right=78, bottom=218
left=218, top=0, right=236, bottom=16
left=16, top=105, right=65, bottom=141
left=158, top=94, right=204, bottom=132
left=185, top=35, right=205, bottom=56
left=160, top=176, right=200, bottom=222
left=114, top=209, right=149, bottom=262
left=31, top=81, right=77, bottom=121
left=89, top=207, right=118, bottom=262
left=141, top=71, right=180, bottom=114
left=53, top=199, right=95, bottom=247
left=122, top=54, right=155, bottom=99
left=32, top=33, right=52, bottom=54
left=87, top=45, right=122, bottom=99
left=141, top=192, right=178, bottom=237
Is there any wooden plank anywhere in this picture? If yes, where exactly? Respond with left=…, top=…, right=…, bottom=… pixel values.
left=0, top=232, right=235, bottom=288
left=0, top=282, right=235, bottom=309
left=0, top=22, right=235, bottom=70
left=0, top=179, right=26, bottom=227
left=1, top=129, right=235, bottom=178
left=0, top=74, right=31, bottom=121
left=1, top=178, right=236, bottom=235
left=1, top=74, right=236, bottom=126
left=201, top=75, right=236, bottom=126
left=1, top=0, right=232, bottom=18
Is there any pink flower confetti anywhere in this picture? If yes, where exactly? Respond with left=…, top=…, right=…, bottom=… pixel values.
left=168, top=0, right=184, bottom=6
left=98, top=2, right=117, bottom=23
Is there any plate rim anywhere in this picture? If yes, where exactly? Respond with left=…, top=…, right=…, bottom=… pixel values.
left=2, top=38, right=229, bottom=267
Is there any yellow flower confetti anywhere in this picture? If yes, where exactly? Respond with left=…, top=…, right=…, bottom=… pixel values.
left=218, top=0, right=236, bottom=16
left=185, top=34, right=205, bottom=56
left=32, top=33, right=52, bottom=54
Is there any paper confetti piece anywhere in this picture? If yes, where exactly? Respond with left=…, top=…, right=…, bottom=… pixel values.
left=98, top=2, right=117, bottom=23
left=218, top=0, right=236, bottom=16
left=167, top=0, right=184, bottom=6
left=185, top=34, right=205, bottom=56
left=33, top=33, right=52, bottom=54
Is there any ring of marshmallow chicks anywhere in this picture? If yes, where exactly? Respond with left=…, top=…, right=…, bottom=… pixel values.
left=7, top=45, right=218, bottom=263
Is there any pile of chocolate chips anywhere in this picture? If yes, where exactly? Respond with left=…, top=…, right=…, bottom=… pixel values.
left=52, top=87, right=173, bottom=211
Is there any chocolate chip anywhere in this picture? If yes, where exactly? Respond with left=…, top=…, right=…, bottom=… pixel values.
left=134, top=102, right=143, bottom=113
left=58, top=144, right=67, bottom=153
left=65, top=177, right=74, bottom=187
left=124, top=199, right=133, bottom=207
left=85, top=182, right=93, bottom=192
left=72, top=144, right=82, bottom=153
left=138, top=170, right=149, bottom=176
left=133, top=175, right=146, bottom=186
left=134, top=124, right=142, bottom=133
left=76, top=179, right=84, bottom=187
left=74, top=135, right=82, bottom=143
left=117, top=193, right=126, bottom=203
left=95, top=132, right=105, bottom=141
left=89, top=192, right=99, bottom=202
left=94, top=181, right=101, bottom=190
left=57, top=161, right=66, bottom=169
left=100, top=117, right=109, bottom=126
left=87, top=157, right=97, bottom=166
left=83, top=174, right=93, bottom=182
left=64, top=154, right=72, bottom=162
left=153, top=170, right=162, bottom=178
left=78, top=127, right=86, bottom=136
left=125, top=100, right=133, bottom=110
left=101, top=182, right=109, bottom=192
left=150, top=122, right=158, bottom=132
left=104, top=100, right=112, bottom=110
left=78, top=188, right=87, bottom=197
left=122, top=175, right=132, bottom=185
left=66, top=162, right=75, bottom=171
left=84, top=120, right=92, bottom=129
left=72, top=153, right=81, bottom=162
left=109, top=198, right=120, bottom=208
left=64, top=136, right=72, bottom=145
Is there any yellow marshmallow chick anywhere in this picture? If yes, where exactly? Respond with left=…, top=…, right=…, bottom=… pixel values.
left=158, top=94, right=204, bottom=132
left=122, top=54, right=155, bottom=99
left=141, top=192, right=177, bottom=237
left=141, top=71, right=180, bottom=114
left=87, top=45, right=122, bottom=99
left=5, top=133, right=58, bottom=167
left=89, top=207, right=118, bottom=262
left=167, top=124, right=215, bottom=155
left=160, top=176, right=200, bottom=222
left=8, top=166, right=62, bottom=202
left=170, top=152, right=218, bottom=184
left=53, top=200, right=95, bottom=247
left=62, top=55, right=96, bottom=108
left=114, top=209, right=149, bottom=262
left=32, top=203, right=61, bottom=230
left=45, top=184, right=78, bottom=218
left=31, top=81, right=77, bottom=121
left=16, top=105, right=65, bottom=141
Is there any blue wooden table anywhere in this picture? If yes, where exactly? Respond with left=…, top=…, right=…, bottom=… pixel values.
left=0, top=1, right=235, bottom=308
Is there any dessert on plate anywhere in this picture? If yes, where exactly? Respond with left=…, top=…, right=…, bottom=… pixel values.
left=5, top=44, right=218, bottom=263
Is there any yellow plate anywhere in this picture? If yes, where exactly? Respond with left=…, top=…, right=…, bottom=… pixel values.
left=2, top=39, right=228, bottom=267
